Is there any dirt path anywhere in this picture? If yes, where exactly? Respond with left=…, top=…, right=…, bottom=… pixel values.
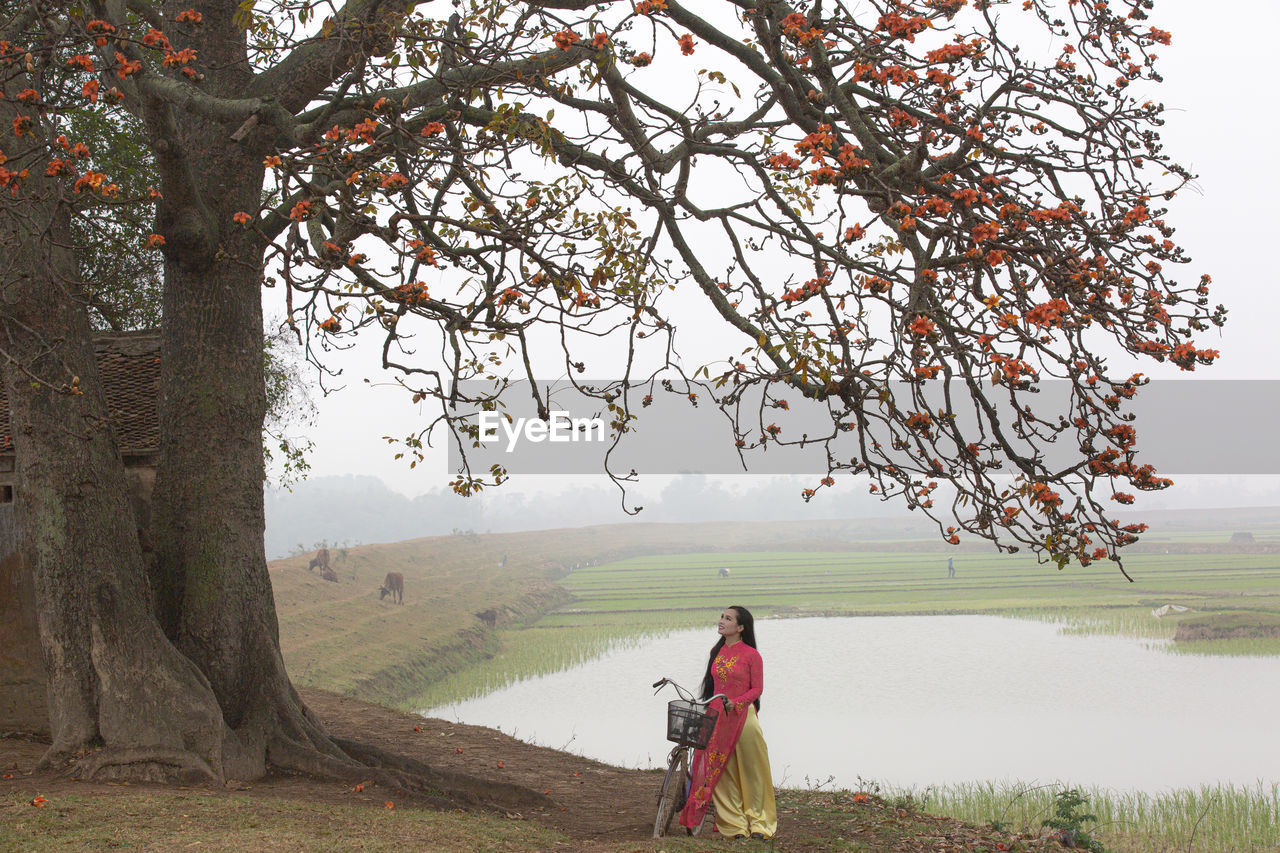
left=300, top=688, right=666, bottom=842
left=1, top=688, right=830, bottom=849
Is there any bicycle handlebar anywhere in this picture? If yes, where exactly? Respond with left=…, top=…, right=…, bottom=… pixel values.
left=653, top=677, right=730, bottom=711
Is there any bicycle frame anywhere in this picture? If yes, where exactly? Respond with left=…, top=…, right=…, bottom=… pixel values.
left=651, top=677, right=728, bottom=838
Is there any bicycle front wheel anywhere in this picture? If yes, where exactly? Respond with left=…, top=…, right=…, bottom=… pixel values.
left=652, top=748, right=689, bottom=837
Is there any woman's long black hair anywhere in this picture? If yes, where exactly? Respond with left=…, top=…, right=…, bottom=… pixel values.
left=700, top=605, right=760, bottom=711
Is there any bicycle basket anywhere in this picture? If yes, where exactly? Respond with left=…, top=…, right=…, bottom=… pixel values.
left=666, top=699, right=717, bottom=749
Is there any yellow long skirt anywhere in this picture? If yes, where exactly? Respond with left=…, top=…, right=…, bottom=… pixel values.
left=712, top=705, right=778, bottom=839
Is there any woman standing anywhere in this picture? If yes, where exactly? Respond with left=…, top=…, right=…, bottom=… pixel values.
left=679, top=606, right=777, bottom=840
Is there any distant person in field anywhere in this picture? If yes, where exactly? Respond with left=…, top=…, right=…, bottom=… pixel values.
left=679, top=606, right=776, bottom=841
left=719, top=566, right=731, bottom=578
left=947, top=556, right=955, bottom=578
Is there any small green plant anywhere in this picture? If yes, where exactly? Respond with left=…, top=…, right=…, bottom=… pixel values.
left=1042, top=788, right=1107, bottom=852
left=890, top=786, right=930, bottom=814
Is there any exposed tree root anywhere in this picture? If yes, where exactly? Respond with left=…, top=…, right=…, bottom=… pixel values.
left=256, top=683, right=552, bottom=812
left=65, top=747, right=219, bottom=785
left=27, top=636, right=548, bottom=812
left=331, top=736, right=552, bottom=810
left=267, top=734, right=552, bottom=813
left=31, top=689, right=553, bottom=818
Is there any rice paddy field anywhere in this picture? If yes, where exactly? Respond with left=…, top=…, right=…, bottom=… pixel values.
left=415, top=530, right=1280, bottom=852
left=414, top=546, right=1280, bottom=709
left=543, top=547, right=1280, bottom=648
left=410, top=528, right=1280, bottom=709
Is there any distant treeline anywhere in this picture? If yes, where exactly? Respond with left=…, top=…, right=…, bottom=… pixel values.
left=263, top=474, right=904, bottom=560
left=264, top=473, right=1280, bottom=562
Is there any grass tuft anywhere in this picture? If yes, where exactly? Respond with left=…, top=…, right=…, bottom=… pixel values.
left=916, top=780, right=1280, bottom=853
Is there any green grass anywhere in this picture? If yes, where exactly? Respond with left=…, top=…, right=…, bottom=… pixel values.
left=550, top=549, right=1280, bottom=642
left=1169, top=637, right=1280, bottom=657
left=1176, top=611, right=1280, bottom=633
left=560, top=550, right=1280, bottom=614
left=1017, top=607, right=1177, bottom=639
left=408, top=620, right=687, bottom=710
left=915, top=781, right=1280, bottom=853
left=1168, top=610, right=1280, bottom=656
left=399, top=545, right=1280, bottom=709
left=264, top=517, right=1280, bottom=711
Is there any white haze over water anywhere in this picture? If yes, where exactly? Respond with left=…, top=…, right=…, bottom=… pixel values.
left=425, top=616, right=1280, bottom=794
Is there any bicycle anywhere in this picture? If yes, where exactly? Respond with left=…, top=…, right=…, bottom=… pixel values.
left=650, top=677, right=728, bottom=838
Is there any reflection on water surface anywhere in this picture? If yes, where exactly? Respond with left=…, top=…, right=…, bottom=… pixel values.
left=424, top=615, right=1280, bottom=792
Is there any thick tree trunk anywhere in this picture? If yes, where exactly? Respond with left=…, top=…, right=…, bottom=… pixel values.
left=150, top=217, right=336, bottom=769
left=144, top=12, right=353, bottom=770
left=152, top=221, right=277, bottom=722
left=0, top=508, right=48, bottom=736
left=0, top=12, right=549, bottom=809
left=0, top=96, right=232, bottom=781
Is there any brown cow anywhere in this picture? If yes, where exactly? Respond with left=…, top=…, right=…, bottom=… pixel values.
left=308, top=548, right=330, bottom=572
left=379, top=571, right=404, bottom=604
left=320, top=567, right=339, bottom=583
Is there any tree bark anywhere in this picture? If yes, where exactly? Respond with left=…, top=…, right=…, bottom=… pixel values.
left=0, top=8, right=550, bottom=808
left=0, top=93, right=231, bottom=781
left=150, top=199, right=343, bottom=772
left=141, top=15, right=349, bottom=767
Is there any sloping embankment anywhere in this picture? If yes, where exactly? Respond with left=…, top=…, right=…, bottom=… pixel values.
left=270, top=533, right=573, bottom=708
left=268, top=518, right=897, bottom=706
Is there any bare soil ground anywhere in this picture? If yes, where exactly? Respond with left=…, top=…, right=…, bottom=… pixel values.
left=0, top=687, right=846, bottom=850
left=295, top=687, right=718, bottom=843
left=3, top=696, right=1066, bottom=853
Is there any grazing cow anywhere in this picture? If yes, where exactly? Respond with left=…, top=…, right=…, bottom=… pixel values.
left=308, top=548, right=330, bottom=572
left=379, top=571, right=404, bottom=604
left=320, top=567, right=339, bottom=583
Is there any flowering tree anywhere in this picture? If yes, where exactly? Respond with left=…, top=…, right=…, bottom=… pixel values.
left=0, top=0, right=1220, bottom=785
left=0, top=0, right=597, bottom=790
left=271, top=0, right=1223, bottom=569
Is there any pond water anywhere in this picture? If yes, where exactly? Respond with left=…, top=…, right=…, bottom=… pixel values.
left=422, top=616, right=1280, bottom=793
